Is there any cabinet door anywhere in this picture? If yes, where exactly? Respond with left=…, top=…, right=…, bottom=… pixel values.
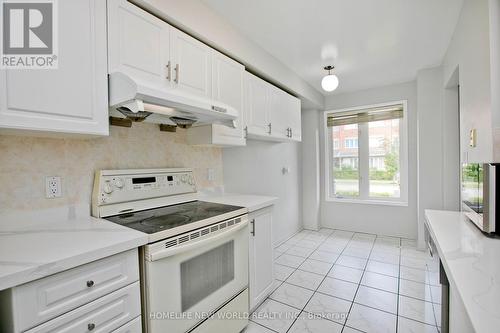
left=288, top=95, right=302, bottom=141
left=170, top=28, right=212, bottom=98
left=107, top=0, right=171, bottom=89
left=244, top=72, right=270, bottom=136
left=0, top=0, right=108, bottom=136
left=249, top=207, right=274, bottom=311
left=211, top=51, right=245, bottom=145
left=268, top=86, right=290, bottom=140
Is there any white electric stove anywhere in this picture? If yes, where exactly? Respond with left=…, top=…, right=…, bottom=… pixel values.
left=92, top=168, right=250, bottom=333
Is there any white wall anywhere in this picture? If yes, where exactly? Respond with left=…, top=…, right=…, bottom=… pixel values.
left=443, top=0, right=493, bottom=162
left=489, top=0, right=500, bottom=159
left=222, top=141, right=302, bottom=245
left=317, top=81, right=418, bottom=238
left=301, top=110, right=321, bottom=230
left=133, top=0, right=324, bottom=109
left=416, top=67, right=460, bottom=249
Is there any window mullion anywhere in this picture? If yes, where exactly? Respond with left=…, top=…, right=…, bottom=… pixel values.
left=359, top=122, right=370, bottom=199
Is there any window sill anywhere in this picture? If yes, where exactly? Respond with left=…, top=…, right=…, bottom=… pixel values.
left=325, top=197, right=409, bottom=207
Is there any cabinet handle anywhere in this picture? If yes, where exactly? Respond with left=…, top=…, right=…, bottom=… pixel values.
left=86, top=280, right=95, bottom=288
left=250, top=219, right=256, bottom=236
left=174, top=64, right=179, bottom=83
left=166, top=61, right=171, bottom=81
left=268, top=123, right=272, bottom=134
left=244, top=126, right=248, bottom=139
left=286, top=128, right=290, bottom=137
left=88, top=323, right=96, bottom=331
left=290, top=128, right=293, bottom=138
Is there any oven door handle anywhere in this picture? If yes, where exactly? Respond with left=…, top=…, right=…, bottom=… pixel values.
left=148, top=220, right=248, bottom=261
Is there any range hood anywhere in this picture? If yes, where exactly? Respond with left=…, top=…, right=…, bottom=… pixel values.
left=108, top=72, right=237, bottom=128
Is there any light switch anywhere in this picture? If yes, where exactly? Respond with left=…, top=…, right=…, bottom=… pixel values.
left=469, top=129, right=477, bottom=147
left=207, top=168, right=215, bottom=181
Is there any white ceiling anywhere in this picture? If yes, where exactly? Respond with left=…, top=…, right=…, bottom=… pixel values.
left=201, top=0, right=464, bottom=95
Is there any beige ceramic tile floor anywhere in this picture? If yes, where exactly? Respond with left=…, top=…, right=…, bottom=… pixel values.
left=246, top=228, right=441, bottom=333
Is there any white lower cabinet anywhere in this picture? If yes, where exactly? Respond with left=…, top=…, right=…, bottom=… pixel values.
left=0, top=249, right=141, bottom=333
left=112, top=316, right=142, bottom=333
left=248, top=206, right=275, bottom=311
left=25, top=282, right=141, bottom=333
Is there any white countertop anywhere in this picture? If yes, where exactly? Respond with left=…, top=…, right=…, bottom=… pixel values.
left=425, top=209, right=500, bottom=333
left=201, top=192, right=278, bottom=212
left=0, top=205, right=148, bottom=291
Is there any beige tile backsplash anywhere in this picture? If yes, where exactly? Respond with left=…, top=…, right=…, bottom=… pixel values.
left=0, top=123, right=223, bottom=212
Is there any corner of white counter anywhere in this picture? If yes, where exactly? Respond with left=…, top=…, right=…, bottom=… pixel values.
left=424, top=209, right=500, bottom=333
left=0, top=204, right=148, bottom=291
left=200, top=192, right=278, bottom=212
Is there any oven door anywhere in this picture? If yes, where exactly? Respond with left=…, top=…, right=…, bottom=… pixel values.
left=143, top=216, right=249, bottom=333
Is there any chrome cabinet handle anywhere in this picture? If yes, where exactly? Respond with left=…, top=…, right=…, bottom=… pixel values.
left=174, top=64, right=179, bottom=83
left=166, top=61, right=171, bottom=81
left=290, top=128, right=293, bottom=138
left=250, top=219, right=256, bottom=236
left=286, top=128, right=291, bottom=137
left=86, top=280, right=94, bottom=288
left=88, top=323, right=96, bottom=331
left=244, top=126, right=248, bottom=139
left=268, top=123, right=272, bottom=134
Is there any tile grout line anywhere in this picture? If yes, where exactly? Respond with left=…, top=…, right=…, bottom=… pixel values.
left=396, top=237, right=402, bottom=333
left=284, top=229, right=354, bottom=333
left=272, top=232, right=440, bottom=333
left=258, top=228, right=330, bottom=331
left=341, top=233, right=377, bottom=333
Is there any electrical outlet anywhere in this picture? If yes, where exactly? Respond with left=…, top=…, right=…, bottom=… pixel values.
left=207, top=168, right=215, bottom=181
left=45, top=176, right=62, bottom=199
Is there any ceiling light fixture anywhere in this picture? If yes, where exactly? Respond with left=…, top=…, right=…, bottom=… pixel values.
left=321, top=65, right=339, bottom=92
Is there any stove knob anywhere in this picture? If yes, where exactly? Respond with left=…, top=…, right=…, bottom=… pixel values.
left=103, top=183, right=113, bottom=194
left=114, top=178, right=124, bottom=189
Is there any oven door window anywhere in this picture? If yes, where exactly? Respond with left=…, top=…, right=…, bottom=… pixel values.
left=180, top=241, right=235, bottom=311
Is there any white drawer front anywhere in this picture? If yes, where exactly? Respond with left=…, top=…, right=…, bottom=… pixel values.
left=15, top=249, right=139, bottom=331
left=25, top=282, right=141, bottom=333
left=112, top=317, right=142, bottom=333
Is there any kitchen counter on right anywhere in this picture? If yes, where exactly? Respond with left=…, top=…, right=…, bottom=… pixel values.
left=201, top=193, right=278, bottom=212
left=425, top=209, right=500, bottom=333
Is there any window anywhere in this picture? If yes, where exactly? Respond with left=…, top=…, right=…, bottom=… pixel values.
left=325, top=101, right=408, bottom=205
left=344, top=138, right=358, bottom=148
left=333, top=139, right=339, bottom=149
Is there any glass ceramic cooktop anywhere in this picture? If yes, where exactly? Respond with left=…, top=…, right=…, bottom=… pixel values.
left=106, top=201, right=244, bottom=234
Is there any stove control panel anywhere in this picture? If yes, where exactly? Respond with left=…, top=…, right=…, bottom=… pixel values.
left=93, top=168, right=197, bottom=206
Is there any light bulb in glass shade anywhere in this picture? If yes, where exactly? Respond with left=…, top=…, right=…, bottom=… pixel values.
left=321, top=74, right=339, bottom=92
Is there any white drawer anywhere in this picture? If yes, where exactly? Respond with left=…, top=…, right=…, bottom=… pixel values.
left=25, top=282, right=141, bottom=333
left=14, top=249, right=139, bottom=331
left=112, top=317, right=142, bottom=333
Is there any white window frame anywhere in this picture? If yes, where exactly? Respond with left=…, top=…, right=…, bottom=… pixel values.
left=324, top=100, right=409, bottom=206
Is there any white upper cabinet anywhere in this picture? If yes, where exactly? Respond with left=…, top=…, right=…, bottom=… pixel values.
left=288, top=95, right=302, bottom=141
left=170, top=28, right=212, bottom=98
left=245, top=72, right=270, bottom=137
left=268, top=86, right=291, bottom=140
left=244, top=72, right=301, bottom=142
left=0, top=0, right=109, bottom=136
left=186, top=51, right=245, bottom=146
left=107, top=0, right=170, bottom=89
